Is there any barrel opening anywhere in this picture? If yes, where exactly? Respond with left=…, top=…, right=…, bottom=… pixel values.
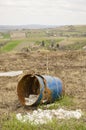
left=17, top=74, right=40, bottom=106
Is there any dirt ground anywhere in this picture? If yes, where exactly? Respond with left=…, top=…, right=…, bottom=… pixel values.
left=0, top=50, right=86, bottom=118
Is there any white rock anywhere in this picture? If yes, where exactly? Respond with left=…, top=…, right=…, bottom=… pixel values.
left=25, top=95, right=38, bottom=106
left=16, top=108, right=82, bottom=125
left=16, top=113, right=22, bottom=121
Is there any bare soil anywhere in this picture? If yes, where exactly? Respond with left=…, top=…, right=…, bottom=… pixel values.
left=0, top=50, right=86, bottom=118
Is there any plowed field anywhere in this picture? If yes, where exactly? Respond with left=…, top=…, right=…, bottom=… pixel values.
left=0, top=50, right=86, bottom=117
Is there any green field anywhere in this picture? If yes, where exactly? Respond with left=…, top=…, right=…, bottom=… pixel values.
left=0, top=25, right=86, bottom=52
left=0, top=40, right=25, bottom=52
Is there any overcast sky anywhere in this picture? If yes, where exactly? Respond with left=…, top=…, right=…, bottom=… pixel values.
left=0, top=0, right=86, bottom=25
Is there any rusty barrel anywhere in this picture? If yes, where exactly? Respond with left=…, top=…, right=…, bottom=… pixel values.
left=17, top=74, right=64, bottom=106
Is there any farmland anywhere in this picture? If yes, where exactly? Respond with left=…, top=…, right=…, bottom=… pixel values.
left=0, top=25, right=86, bottom=129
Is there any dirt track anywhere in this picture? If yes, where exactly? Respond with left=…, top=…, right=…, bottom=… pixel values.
left=0, top=50, right=86, bottom=117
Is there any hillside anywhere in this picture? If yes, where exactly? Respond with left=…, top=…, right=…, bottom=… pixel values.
left=0, top=25, right=86, bottom=52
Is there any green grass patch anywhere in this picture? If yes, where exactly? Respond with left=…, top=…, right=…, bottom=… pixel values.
left=0, top=115, right=37, bottom=130
left=1, top=115, right=86, bottom=130
left=39, top=96, right=75, bottom=110
left=1, top=40, right=23, bottom=52
left=3, top=33, right=10, bottom=39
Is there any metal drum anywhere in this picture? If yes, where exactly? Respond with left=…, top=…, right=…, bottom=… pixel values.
left=17, top=74, right=64, bottom=106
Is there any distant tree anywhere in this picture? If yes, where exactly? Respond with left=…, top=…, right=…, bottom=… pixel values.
left=41, top=40, right=45, bottom=47
left=56, top=43, right=59, bottom=48
left=51, top=40, right=55, bottom=48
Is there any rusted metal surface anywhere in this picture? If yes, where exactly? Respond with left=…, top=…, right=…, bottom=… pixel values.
left=17, top=74, right=64, bottom=106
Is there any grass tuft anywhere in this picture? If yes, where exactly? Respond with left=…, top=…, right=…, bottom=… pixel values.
left=39, top=96, right=75, bottom=110
left=1, top=115, right=86, bottom=130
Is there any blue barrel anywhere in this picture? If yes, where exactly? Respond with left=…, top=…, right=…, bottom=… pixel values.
left=17, top=74, right=64, bottom=106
